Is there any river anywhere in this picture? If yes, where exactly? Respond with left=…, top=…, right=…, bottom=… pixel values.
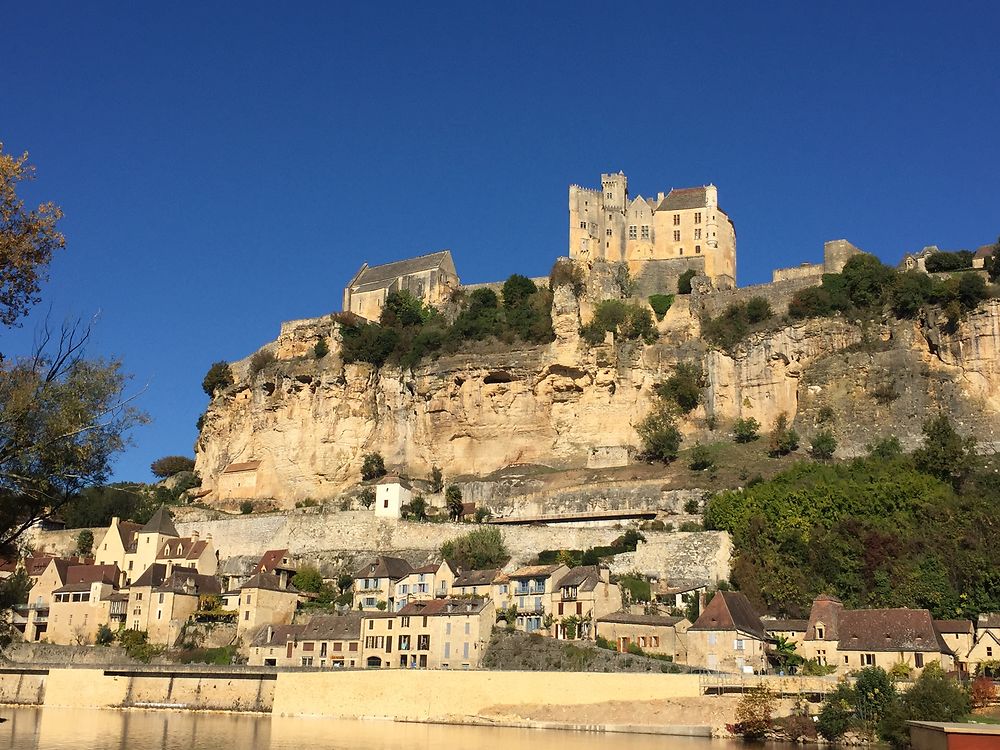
left=0, top=707, right=749, bottom=750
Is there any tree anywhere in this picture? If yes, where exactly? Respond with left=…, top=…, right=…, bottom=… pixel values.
left=689, top=443, right=715, bottom=471
left=733, top=417, right=760, bottom=443
left=768, top=413, right=799, bottom=457
left=840, top=253, right=896, bottom=309
left=637, top=406, right=682, bottom=462
left=809, top=430, right=837, bottom=460
left=360, top=452, right=387, bottom=481
left=657, top=362, right=703, bottom=414
left=358, top=487, right=375, bottom=509
left=677, top=269, right=696, bottom=295
left=501, top=274, right=538, bottom=309
left=403, top=495, right=428, bottom=521
left=913, top=414, right=977, bottom=490
left=925, top=251, right=973, bottom=273
left=202, top=361, right=233, bottom=396
left=150, top=455, right=195, bottom=478
left=429, top=466, right=443, bottom=493
left=771, top=635, right=802, bottom=673
left=744, top=296, right=774, bottom=324
left=76, top=529, right=94, bottom=556
left=292, top=565, right=324, bottom=593
left=986, top=237, right=1000, bottom=282
left=817, top=682, right=856, bottom=741
left=854, top=666, right=896, bottom=729
left=440, top=527, right=508, bottom=570
left=0, top=144, right=66, bottom=328
left=733, top=685, right=775, bottom=741
left=877, top=664, right=969, bottom=748
left=446, top=485, right=464, bottom=521
left=239, top=500, right=254, bottom=514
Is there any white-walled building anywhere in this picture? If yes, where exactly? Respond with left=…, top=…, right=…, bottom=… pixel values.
left=373, top=475, right=413, bottom=519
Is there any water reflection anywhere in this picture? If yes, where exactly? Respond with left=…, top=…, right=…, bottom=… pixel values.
left=1, top=707, right=744, bottom=750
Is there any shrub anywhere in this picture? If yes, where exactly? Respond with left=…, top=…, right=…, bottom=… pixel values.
left=637, top=407, right=681, bottom=462
left=339, top=321, right=399, bottom=367
left=313, top=337, right=329, bottom=358
left=403, top=495, right=428, bottom=521
left=358, top=487, right=375, bottom=509
left=689, top=443, right=714, bottom=471
left=768, top=413, right=799, bottom=456
left=549, top=258, right=586, bottom=296
left=855, top=666, right=897, bottom=729
left=613, top=263, right=634, bottom=297
left=292, top=565, right=324, bottom=593
left=970, top=676, right=997, bottom=709
left=119, top=629, right=163, bottom=663
left=733, top=685, right=776, bottom=741
left=788, top=285, right=835, bottom=319
left=867, top=435, right=903, bottom=459
left=877, top=664, right=969, bottom=748
left=817, top=405, right=835, bottom=424
left=679, top=521, right=702, bottom=531
left=75, top=529, right=94, bottom=556
left=677, top=269, right=696, bottom=295
left=583, top=299, right=658, bottom=344
left=248, top=349, right=276, bottom=378
left=872, top=381, right=899, bottom=404
left=656, top=362, right=703, bottom=414
left=925, top=250, right=973, bottom=273
left=617, top=573, right=651, bottom=602
left=502, top=274, right=538, bottom=308
left=95, top=623, right=114, bottom=646
left=744, top=296, right=774, bottom=324
left=817, top=683, right=856, bottom=740
left=202, top=361, right=233, bottom=396
left=913, top=413, right=977, bottom=491
left=361, top=452, right=387, bottom=481
left=733, top=417, right=760, bottom=443
left=440, top=527, right=508, bottom=570
left=239, top=500, right=254, bottom=515
left=648, top=294, right=674, bottom=320
left=684, top=498, right=700, bottom=514
left=473, top=505, right=492, bottom=523
left=150, top=455, right=196, bottom=478
left=809, top=430, right=837, bottom=460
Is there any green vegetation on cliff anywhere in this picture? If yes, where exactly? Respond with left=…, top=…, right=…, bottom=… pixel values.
left=705, top=416, right=1000, bottom=618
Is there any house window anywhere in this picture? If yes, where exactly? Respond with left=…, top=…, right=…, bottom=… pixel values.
left=136, top=593, right=142, bottom=601
left=368, top=620, right=374, bottom=630
left=320, top=643, right=327, bottom=657
left=673, top=214, right=680, bottom=226
left=464, top=621, right=471, bottom=635
left=156, top=610, right=162, bottom=620
left=679, top=248, right=684, bottom=255
left=915, top=653, right=924, bottom=668
left=349, top=643, right=358, bottom=652
left=641, top=225, right=650, bottom=240
left=399, top=635, right=410, bottom=650
left=387, top=621, right=392, bottom=630
left=987, top=646, right=994, bottom=658
left=445, top=621, right=451, bottom=635
left=383, top=499, right=388, bottom=508
left=628, top=225, right=637, bottom=239
left=694, top=228, right=701, bottom=240
left=606, top=192, right=612, bottom=199
left=463, top=642, right=469, bottom=658
left=816, top=625, right=825, bottom=640
left=695, top=245, right=701, bottom=253
left=695, top=212, right=702, bottom=224
left=246, top=595, right=252, bottom=605
left=673, top=230, right=681, bottom=242
left=401, top=616, right=410, bottom=627
left=158, top=593, right=165, bottom=604
left=302, top=642, right=314, bottom=652
left=301, top=657, right=313, bottom=667
left=862, top=653, right=875, bottom=666
left=708, top=632, right=717, bottom=646
left=244, top=611, right=250, bottom=621
left=734, top=639, right=745, bottom=651
left=417, top=635, right=430, bottom=650
left=444, top=643, right=450, bottom=658
left=844, top=655, right=849, bottom=664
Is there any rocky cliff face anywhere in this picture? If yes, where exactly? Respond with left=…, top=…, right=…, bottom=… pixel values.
left=195, top=292, right=1000, bottom=503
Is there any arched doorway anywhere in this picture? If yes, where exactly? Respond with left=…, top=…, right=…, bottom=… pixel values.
left=366, top=656, right=382, bottom=669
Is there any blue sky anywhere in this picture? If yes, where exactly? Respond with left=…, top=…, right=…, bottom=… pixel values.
left=3, top=2, right=999, bottom=482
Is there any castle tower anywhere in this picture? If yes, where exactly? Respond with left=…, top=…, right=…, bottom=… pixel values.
left=601, top=172, right=628, bottom=212
left=600, top=172, right=628, bottom=262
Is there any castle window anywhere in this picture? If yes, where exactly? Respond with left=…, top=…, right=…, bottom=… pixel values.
left=606, top=229, right=612, bottom=236
left=695, top=245, right=701, bottom=254
left=695, top=212, right=702, bottom=224
left=579, top=221, right=587, bottom=229
left=679, top=248, right=684, bottom=255
left=673, top=230, right=681, bottom=242
left=694, top=228, right=701, bottom=240
left=673, top=214, right=680, bottom=226
left=641, top=226, right=650, bottom=240
left=628, top=225, right=637, bottom=239
left=605, top=192, right=612, bottom=199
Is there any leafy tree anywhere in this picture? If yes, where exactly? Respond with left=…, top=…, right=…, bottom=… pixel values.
left=292, top=565, right=324, bottom=593
left=677, top=269, right=696, bottom=295
left=953, top=272, right=989, bottom=311
left=771, top=635, right=802, bottom=673
left=403, top=495, right=428, bottom=521
left=867, top=435, right=903, bottom=460
left=817, top=682, right=856, bottom=740
left=446, top=485, right=464, bottom=520
left=912, top=414, right=976, bottom=491
left=501, top=274, right=538, bottom=309
left=0, top=144, right=66, bottom=327
left=339, top=321, right=399, bottom=367
left=430, top=466, right=443, bottom=493
left=637, top=406, right=682, bottom=462
left=358, top=487, right=375, bottom=509
left=95, top=623, right=115, bottom=646
left=734, top=685, right=776, bottom=741
left=76, top=529, right=94, bottom=556
left=767, top=413, right=799, bottom=457
left=336, top=574, right=353, bottom=594
left=788, top=285, right=835, bottom=319
left=549, top=258, right=586, bottom=295
left=150, top=455, right=195, bottom=478
left=877, top=664, right=969, bottom=748
left=380, top=290, right=428, bottom=328
left=924, top=250, right=973, bottom=273
left=581, top=299, right=657, bottom=344
left=840, top=253, right=896, bottom=309
left=986, top=238, right=1000, bottom=282
left=744, top=296, right=774, bottom=324
left=313, top=337, right=329, bottom=358
left=61, top=484, right=156, bottom=528
left=733, top=417, right=761, bottom=443
left=854, top=666, right=896, bottom=729
left=202, top=361, right=234, bottom=396
left=689, top=443, right=715, bottom=471
left=440, top=526, right=508, bottom=569
left=809, top=430, right=837, bottom=460
left=360, top=452, right=387, bottom=481
left=890, top=270, right=935, bottom=318
left=657, top=362, right=703, bottom=414
left=247, top=350, right=275, bottom=378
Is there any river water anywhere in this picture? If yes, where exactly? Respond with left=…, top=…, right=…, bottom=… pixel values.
left=0, top=707, right=748, bottom=750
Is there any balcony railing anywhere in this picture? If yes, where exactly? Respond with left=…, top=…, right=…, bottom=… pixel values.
left=517, top=604, right=545, bottom=615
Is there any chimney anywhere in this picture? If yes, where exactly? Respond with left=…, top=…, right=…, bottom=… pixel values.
left=267, top=625, right=273, bottom=643
left=206, top=533, right=213, bottom=541
left=166, top=561, right=173, bottom=576
left=191, top=530, right=199, bottom=541
left=657, top=192, right=665, bottom=202
left=111, top=516, right=120, bottom=527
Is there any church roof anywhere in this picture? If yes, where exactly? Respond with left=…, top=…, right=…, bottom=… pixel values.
left=348, top=250, right=456, bottom=293
left=141, top=506, right=178, bottom=537
left=656, top=187, right=709, bottom=212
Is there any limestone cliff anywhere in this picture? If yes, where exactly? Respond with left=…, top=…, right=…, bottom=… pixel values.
left=195, top=290, right=1000, bottom=503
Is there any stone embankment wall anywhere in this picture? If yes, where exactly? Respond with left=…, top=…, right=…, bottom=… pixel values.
left=28, top=513, right=731, bottom=583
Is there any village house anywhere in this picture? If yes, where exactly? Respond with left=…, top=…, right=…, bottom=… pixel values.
left=248, top=613, right=363, bottom=668
left=654, top=579, right=709, bottom=613
left=550, top=565, right=621, bottom=641
left=343, top=250, right=460, bottom=322
left=935, top=619, right=976, bottom=672
left=392, top=561, right=455, bottom=611
left=596, top=612, right=691, bottom=662
left=352, top=555, right=412, bottom=611
left=450, top=568, right=500, bottom=598
left=798, top=593, right=844, bottom=667
left=216, top=460, right=262, bottom=501
left=254, top=549, right=297, bottom=586
left=24, top=560, right=115, bottom=642
left=762, top=618, right=809, bottom=645
left=493, top=564, right=570, bottom=634
left=155, top=531, right=218, bottom=577
left=121, top=507, right=183, bottom=585
left=126, top=563, right=222, bottom=644
left=94, top=517, right=142, bottom=582
left=686, top=591, right=771, bottom=674
left=360, top=597, right=494, bottom=670
left=373, top=475, right=413, bottom=520
left=966, top=613, right=1000, bottom=675
left=43, top=564, right=121, bottom=645
left=234, top=571, right=300, bottom=638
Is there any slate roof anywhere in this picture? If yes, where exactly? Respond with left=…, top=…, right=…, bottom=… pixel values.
left=655, top=187, right=708, bottom=212
left=395, top=597, right=489, bottom=617
left=353, top=555, right=412, bottom=581
left=115, top=521, right=142, bottom=550
left=348, top=251, right=455, bottom=293
left=762, top=618, right=809, bottom=633
left=156, top=537, right=208, bottom=561
left=376, top=474, right=413, bottom=489
left=65, top=564, right=119, bottom=586
left=509, top=564, right=563, bottom=579
left=452, top=568, right=500, bottom=587
left=299, top=613, right=363, bottom=641
left=978, top=613, right=1000, bottom=629
left=26, top=555, right=57, bottom=577
left=837, top=608, right=951, bottom=654
left=805, top=594, right=845, bottom=641
left=935, top=619, right=974, bottom=635
left=155, top=569, right=222, bottom=596
left=141, top=506, right=179, bottom=537
left=250, top=624, right=300, bottom=648
left=558, top=565, right=602, bottom=588
left=597, top=612, right=686, bottom=627
left=657, top=579, right=710, bottom=596
left=690, top=591, right=768, bottom=641
left=256, top=549, right=295, bottom=574
left=242, top=570, right=298, bottom=593
left=223, top=461, right=261, bottom=474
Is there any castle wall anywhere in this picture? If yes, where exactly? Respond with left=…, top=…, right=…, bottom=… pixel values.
left=772, top=263, right=823, bottom=283
left=693, top=275, right=821, bottom=318
left=632, top=257, right=707, bottom=298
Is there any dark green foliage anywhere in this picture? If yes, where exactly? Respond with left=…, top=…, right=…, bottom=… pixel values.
left=537, top=530, right=644, bottom=567
left=150, top=455, right=195, bottom=478
left=788, top=285, right=835, bottom=319
left=549, top=258, right=586, bottom=296
left=445, top=484, right=463, bottom=520
left=239, top=500, right=253, bottom=514
left=656, top=362, right=703, bottom=414
left=648, top=294, right=674, bottom=320
left=867, top=435, right=903, bottom=460
left=684, top=498, right=700, bottom=514
left=430, top=466, right=443, bottom=493
left=878, top=665, right=970, bottom=748
left=61, top=484, right=158, bottom=529
left=768, top=413, right=799, bottom=456
left=76, top=529, right=94, bottom=555
left=854, top=666, right=897, bottom=727
left=841, top=253, right=896, bottom=309
left=581, top=299, right=657, bottom=344
left=891, top=270, right=935, bottom=318
left=313, top=337, right=329, bottom=358
left=987, top=238, right=1000, bottom=281
left=360, top=452, right=387, bottom=481
left=118, top=629, right=163, bottom=663
left=440, top=526, right=508, bottom=570
left=924, top=250, right=973, bottom=273
left=817, top=682, right=857, bottom=740
left=501, top=274, right=538, bottom=309
left=912, top=413, right=977, bottom=491
left=357, top=487, right=375, bottom=508
left=340, top=321, right=399, bottom=367
left=380, top=290, right=429, bottom=328
left=744, top=296, right=774, bottom=324
left=202, top=361, right=233, bottom=396
left=677, top=269, right=696, bottom=294
left=953, top=271, right=989, bottom=310
left=248, top=349, right=275, bottom=378
left=637, top=407, right=681, bottom=462
left=613, top=263, right=635, bottom=297
left=689, top=443, right=714, bottom=471
left=617, top=574, right=651, bottom=602
left=95, top=623, right=114, bottom=646
left=809, top=430, right=837, bottom=460
left=196, top=413, right=205, bottom=432
left=702, top=297, right=774, bottom=350
left=733, top=417, right=760, bottom=443
left=292, top=565, right=324, bottom=593
left=402, top=495, right=428, bottom=521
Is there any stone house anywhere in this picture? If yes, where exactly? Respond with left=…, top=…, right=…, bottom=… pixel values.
left=762, top=618, right=808, bottom=645
left=94, top=518, right=142, bottom=581
left=155, top=531, right=218, bottom=577
left=253, top=549, right=297, bottom=588
left=966, top=613, right=1000, bottom=674
left=392, top=561, right=455, bottom=611
left=655, top=579, right=709, bottom=612
left=686, top=591, right=771, bottom=673
left=43, top=564, right=121, bottom=645
left=121, top=507, right=181, bottom=585
left=373, top=475, right=413, bottom=520
left=550, top=565, right=621, bottom=641
left=343, top=250, right=460, bottom=322
left=125, top=563, right=222, bottom=644
left=216, top=460, right=262, bottom=501
left=935, top=619, right=975, bottom=672
left=450, top=568, right=501, bottom=598
left=492, top=564, right=570, bottom=634
left=798, top=593, right=845, bottom=668
left=234, top=571, right=300, bottom=638
left=595, top=612, right=691, bottom=662
left=248, top=613, right=363, bottom=668
left=352, top=555, right=412, bottom=611
left=360, top=597, right=494, bottom=670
